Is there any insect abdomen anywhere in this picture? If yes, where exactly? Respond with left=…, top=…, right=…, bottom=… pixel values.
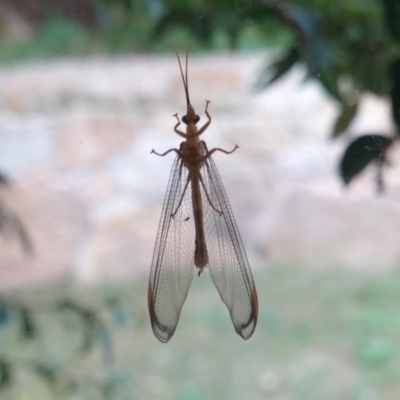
left=191, top=173, right=208, bottom=270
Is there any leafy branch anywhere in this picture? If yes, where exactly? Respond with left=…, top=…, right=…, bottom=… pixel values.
left=257, top=0, right=400, bottom=192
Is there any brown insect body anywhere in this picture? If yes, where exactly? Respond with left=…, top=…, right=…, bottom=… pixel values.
left=181, top=113, right=208, bottom=271
left=148, top=45, right=258, bottom=343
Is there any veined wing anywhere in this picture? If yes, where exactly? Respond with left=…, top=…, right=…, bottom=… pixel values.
left=148, top=153, right=196, bottom=343
left=201, top=142, right=258, bottom=340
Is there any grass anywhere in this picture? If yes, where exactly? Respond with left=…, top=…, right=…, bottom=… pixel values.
left=2, top=264, right=400, bottom=399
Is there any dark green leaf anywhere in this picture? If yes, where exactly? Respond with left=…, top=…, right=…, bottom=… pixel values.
left=11, top=215, right=34, bottom=256
left=57, top=300, right=95, bottom=351
left=390, top=58, right=400, bottom=130
left=260, top=1, right=320, bottom=40
left=19, top=306, right=36, bottom=339
left=306, top=39, right=336, bottom=74
left=332, top=102, right=359, bottom=138
left=282, top=4, right=321, bottom=39
left=381, top=0, right=400, bottom=41
left=57, top=299, right=93, bottom=321
left=256, top=44, right=301, bottom=89
left=0, top=360, right=12, bottom=389
left=0, top=205, right=34, bottom=256
left=0, top=173, right=9, bottom=186
left=0, top=301, right=10, bottom=328
left=339, top=134, right=393, bottom=185
left=57, top=300, right=111, bottom=357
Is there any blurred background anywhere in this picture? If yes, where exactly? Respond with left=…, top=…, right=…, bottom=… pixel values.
left=1, top=0, right=400, bottom=398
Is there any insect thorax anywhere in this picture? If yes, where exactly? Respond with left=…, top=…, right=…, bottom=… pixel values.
left=180, top=141, right=207, bottom=170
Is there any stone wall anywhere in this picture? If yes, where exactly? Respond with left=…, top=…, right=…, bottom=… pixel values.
left=0, top=52, right=399, bottom=288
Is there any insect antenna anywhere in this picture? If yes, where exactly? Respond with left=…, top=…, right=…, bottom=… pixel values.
left=171, top=44, right=193, bottom=108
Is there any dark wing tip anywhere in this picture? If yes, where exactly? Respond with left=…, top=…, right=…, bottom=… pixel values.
left=235, top=282, right=258, bottom=340
left=148, top=284, right=175, bottom=343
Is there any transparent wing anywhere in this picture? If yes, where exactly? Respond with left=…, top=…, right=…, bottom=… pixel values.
left=149, top=143, right=258, bottom=342
left=148, top=154, right=195, bottom=343
left=201, top=143, right=258, bottom=340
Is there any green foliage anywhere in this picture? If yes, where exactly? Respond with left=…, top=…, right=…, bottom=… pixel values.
left=381, top=0, right=400, bottom=41
left=0, top=290, right=115, bottom=399
left=150, top=0, right=290, bottom=50
left=0, top=0, right=291, bottom=62
left=356, top=338, right=395, bottom=368
left=258, top=0, right=394, bottom=114
left=256, top=0, right=400, bottom=191
left=0, top=18, right=91, bottom=61
left=0, top=265, right=399, bottom=398
left=2, top=266, right=400, bottom=399
left=32, top=18, right=90, bottom=57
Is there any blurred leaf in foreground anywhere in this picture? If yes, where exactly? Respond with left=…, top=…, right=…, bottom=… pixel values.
left=332, top=102, right=359, bottom=138
left=390, top=58, right=400, bottom=131
left=19, top=306, right=37, bottom=339
left=0, top=173, right=9, bottom=186
left=339, top=134, right=393, bottom=186
left=0, top=203, right=34, bottom=255
left=381, top=0, right=400, bottom=41
left=57, top=300, right=113, bottom=361
left=0, top=359, right=12, bottom=389
left=255, top=44, right=301, bottom=89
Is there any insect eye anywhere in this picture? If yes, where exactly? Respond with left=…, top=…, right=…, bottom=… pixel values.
left=195, top=115, right=200, bottom=123
left=182, top=116, right=188, bottom=124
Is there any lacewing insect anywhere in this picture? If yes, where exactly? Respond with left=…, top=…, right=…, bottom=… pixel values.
left=148, top=45, right=258, bottom=343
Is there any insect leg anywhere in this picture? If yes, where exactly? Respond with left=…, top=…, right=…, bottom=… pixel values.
left=151, top=148, right=180, bottom=157
left=199, top=172, right=222, bottom=215
left=171, top=171, right=191, bottom=218
left=173, top=113, right=188, bottom=138
left=197, top=100, right=212, bottom=135
left=198, top=145, right=239, bottom=163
